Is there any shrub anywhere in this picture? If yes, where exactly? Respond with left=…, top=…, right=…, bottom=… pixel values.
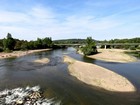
left=81, top=37, right=97, bottom=56
left=129, top=46, right=136, bottom=50
left=0, top=48, right=3, bottom=52
left=4, top=48, right=12, bottom=53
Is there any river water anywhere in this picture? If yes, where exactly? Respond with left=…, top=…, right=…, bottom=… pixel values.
left=0, top=47, right=140, bottom=105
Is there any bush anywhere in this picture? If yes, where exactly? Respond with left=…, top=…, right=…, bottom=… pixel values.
left=137, top=45, right=140, bottom=50
left=81, top=46, right=97, bottom=55
left=81, top=37, right=97, bottom=56
left=129, top=46, right=136, bottom=50
left=124, top=45, right=130, bottom=50
left=4, top=48, right=12, bottom=53
left=0, top=48, right=3, bottom=52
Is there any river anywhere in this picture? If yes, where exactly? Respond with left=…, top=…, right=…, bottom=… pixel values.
left=0, top=47, right=140, bottom=105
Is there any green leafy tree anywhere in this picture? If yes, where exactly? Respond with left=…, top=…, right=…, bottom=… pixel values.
left=81, top=37, right=97, bottom=55
left=3, top=33, right=16, bottom=52
left=36, top=38, right=43, bottom=49
left=21, top=42, right=28, bottom=50
left=14, top=40, right=23, bottom=50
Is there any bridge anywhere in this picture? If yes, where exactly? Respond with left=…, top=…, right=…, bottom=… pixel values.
left=96, top=43, right=140, bottom=49
left=55, top=43, right=140, bottom=49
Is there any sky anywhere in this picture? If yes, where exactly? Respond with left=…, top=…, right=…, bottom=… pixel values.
left=0, top=0, right=140, bottom=41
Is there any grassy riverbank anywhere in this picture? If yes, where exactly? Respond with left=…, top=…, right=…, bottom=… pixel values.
left=0, top=49, right=51, bottom=59
left=87, top=49, right=137, bottom=63
left=64, top=56, right=136, bottom=92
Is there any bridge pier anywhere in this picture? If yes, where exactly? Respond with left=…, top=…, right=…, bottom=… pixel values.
left=104, top=45, right=107, bottom=49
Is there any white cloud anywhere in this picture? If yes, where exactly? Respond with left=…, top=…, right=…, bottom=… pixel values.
left=0, top=4, right=139, bottom=40
left=0, top=11, right=29, bottom=23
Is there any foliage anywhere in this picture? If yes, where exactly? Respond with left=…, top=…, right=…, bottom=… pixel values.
left=54, top=39, right=86, bottom=44
left=4, top=48, right=12, bottom=53
left=0, top=33, right=53, bottom=52
left=129, top=46, right=136, bottom=50
left=3, top=33, right=16, bottom=51
left=0, top=39, right=3, bottom=47
left=42, top=37, right=53, bottom=48
left=137, top=45, right=140, bottom=49
left=0, top=48, right=3, bottom=52
left=81, top=37, right=97, bottom=56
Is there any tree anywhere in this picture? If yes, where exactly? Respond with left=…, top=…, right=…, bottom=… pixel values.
left=3, top=33, right=16, bottom=52
left=21, top=42, right=28, bottom=50
left=81, top=37, right=97, bottom=55
left=7, top=33, right=12, bottom=39
left=36, top=38, right=42, bottom=49
left=42, top=37, right=53, bottom=48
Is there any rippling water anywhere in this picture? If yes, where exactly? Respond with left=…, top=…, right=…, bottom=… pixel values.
left=0, top=47, right=140, bottom=105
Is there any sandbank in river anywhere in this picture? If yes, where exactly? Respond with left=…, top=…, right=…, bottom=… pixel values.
left=89, top=49, right=137, bottom=62
left=64, top=56, right=136, bottom=92
left=79, top=49, right=137, bottom=63
left=0, top=49, right=51, bottom=59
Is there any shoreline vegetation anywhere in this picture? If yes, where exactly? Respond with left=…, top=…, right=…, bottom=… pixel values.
left=0, top=49, right=51, bottom=59
left=79, top=49, right=138, bottom=63
left=64, top=56, right=136, bottom=92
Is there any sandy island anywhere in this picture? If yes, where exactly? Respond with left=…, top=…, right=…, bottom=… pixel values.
left=0, top=49, right=51, bottom=59
left=64, top=56, right=136, bottom=92
left=34, top=58, right=50, bottom=64
left=79, top=49, right=137, bottom=63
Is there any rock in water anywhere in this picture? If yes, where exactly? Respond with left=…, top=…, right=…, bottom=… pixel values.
left=0, top=86, right=60, bottom=105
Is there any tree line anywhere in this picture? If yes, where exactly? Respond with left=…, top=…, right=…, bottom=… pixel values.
left=53, top=39, right=86, bottom=44
left=54, top=37, right=140, bottom=44
left=0, top=33, right=53, bottom=52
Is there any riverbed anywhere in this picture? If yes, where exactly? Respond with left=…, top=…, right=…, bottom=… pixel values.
left=0, top=47, right=140, bottom=105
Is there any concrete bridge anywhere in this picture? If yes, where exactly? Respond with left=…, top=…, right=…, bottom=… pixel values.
left=55, top=43, right=140, bottom=49
left=54, top=44, right=81, bottom=46
left=96, top=43, right=140, bottom=49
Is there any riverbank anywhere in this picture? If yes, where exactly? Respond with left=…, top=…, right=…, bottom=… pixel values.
left=81, top=49, right=137, bottom=63
left=64, top=56, right=136, bottom=92
left=0, top=49, right=51, bottom=59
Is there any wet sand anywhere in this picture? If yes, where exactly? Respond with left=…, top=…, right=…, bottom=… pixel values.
left=64, top=56, right=136, bottom=92
left=79, top=49, right=137, bottom=63
left=0, top=49, right=51, bottom=59
left=34, top=58, right=50, bottom=64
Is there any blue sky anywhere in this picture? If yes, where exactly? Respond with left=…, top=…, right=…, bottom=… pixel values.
left=0, top=0, right=140, bottom=40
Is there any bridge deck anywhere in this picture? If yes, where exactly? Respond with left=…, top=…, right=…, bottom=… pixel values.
left=55, top=43, right=140, bottom=46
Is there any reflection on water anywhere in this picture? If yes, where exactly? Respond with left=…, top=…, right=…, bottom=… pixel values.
left=0, top=47, right=140, bottom=105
